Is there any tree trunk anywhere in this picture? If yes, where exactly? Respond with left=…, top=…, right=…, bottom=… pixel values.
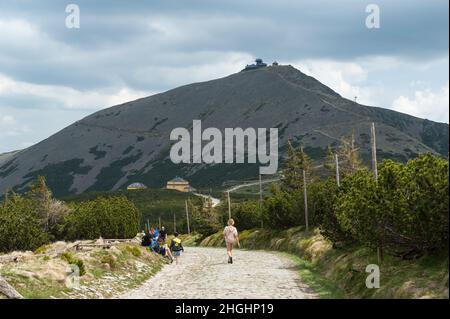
left=0, top=275, right=23, bottom=299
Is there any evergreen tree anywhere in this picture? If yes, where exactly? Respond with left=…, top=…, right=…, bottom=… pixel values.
left=323, top=146, right=336, bottom=172
left=26, top=176, right=52, bottom=231
left=283, top=140, right=313, bottom=192
left=0, top=194, right=50, bottom=252
left=337, top=133, right=362, bottom=176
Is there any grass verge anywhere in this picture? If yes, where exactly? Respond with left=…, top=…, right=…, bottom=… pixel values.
left=280, top=252, right=345, bottom=299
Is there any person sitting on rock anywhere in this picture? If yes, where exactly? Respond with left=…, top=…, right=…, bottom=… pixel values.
left=159, top=226, right=167, bottom=242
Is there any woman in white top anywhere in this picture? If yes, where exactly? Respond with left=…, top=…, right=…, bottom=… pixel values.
left=223, top=218, right=240, bottom=264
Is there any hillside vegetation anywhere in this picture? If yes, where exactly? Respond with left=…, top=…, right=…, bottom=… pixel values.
left=0, top=177, right=141, bottom=253
left=63, top=188, right=200, bottom=233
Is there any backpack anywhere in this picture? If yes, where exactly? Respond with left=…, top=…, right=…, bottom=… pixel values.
left=172, top=237, right=182, bottom=251
left=141, top=234, right=151, bottom=246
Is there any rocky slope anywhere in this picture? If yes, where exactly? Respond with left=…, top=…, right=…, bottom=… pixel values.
left=0, top=65, right=448, bottom=196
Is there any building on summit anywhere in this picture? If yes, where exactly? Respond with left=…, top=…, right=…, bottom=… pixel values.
left=242, top=58, right=268, bottom=71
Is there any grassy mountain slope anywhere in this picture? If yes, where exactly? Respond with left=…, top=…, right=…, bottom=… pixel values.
left=1, top=65, right=448, bottom=196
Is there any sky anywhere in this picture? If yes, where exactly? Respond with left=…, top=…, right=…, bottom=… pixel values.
left=0, top=0, right=448, bottom=153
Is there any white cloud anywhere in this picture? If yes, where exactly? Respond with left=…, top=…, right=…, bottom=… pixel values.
left=0, top=73, right=152, bottom=110
left=145, top=51, right=254, bottom=87
left=0, top=113, right=29, bottom=141
left=289, top=59, right=378, bottom=105
left=392, top=84, right=449, bottom=123
left=0, top=114, right=15, bottom=125
left=0, top=19, right=39, bottom=42
left=18, top=141, right=33, bottom=148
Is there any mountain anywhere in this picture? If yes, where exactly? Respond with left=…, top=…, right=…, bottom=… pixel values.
left=0, top=65, right=448, bottom=197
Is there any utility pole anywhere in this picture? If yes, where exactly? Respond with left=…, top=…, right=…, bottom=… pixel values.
left=185, top=200, right=191, bottom=235
left=3, top=189, right=9, bottom=207
left=173, top=212, right=177, bottom=233
left=259, top=174, right=264, bottom=228
left=303, top=169, right=309, bottom=232
left=335, top=153, right=340, bottom=187
left=371, top=122, right=382, bottom=263
left=350, top=132, right=356, bottom=172
left=227, top=191, right=231, bottom=219
left=371, top=122, right=378, bottom=181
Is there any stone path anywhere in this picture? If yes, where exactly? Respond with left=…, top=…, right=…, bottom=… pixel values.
left=120, top=247, right=317, bottom=299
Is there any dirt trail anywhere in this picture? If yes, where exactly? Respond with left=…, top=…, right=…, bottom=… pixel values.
left=119, top=247, right=317, bottom=299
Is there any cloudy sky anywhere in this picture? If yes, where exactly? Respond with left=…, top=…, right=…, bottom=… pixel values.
left=0, top=0, right=448, bottom=153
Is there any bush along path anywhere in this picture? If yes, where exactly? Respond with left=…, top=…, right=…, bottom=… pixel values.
left=120, top=247, right=318, bottom=299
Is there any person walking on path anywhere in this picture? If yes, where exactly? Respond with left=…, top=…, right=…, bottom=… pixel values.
left=170, top=232, right=184, bottom=265
left=223, top=218, right=240, bottom=264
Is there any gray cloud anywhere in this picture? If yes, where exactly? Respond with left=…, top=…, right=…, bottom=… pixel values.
left=0, top=0, right=448, bottom=90
left=0, top=0, right=448, bottom=152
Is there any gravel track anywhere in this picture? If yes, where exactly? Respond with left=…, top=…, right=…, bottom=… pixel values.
left=120, top=247, right=317, bottom=299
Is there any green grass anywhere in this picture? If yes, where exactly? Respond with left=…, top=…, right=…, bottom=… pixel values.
left=3, top=272, right=72, bottom=299
left=281, top=252, right=345, bottom=299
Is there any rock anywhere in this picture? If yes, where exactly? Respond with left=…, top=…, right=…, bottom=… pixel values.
left=82, top=273, right=95, bottom=281
left=101, top=263, right=111, bottom=271
left=109, top=246, right=121, bottom=256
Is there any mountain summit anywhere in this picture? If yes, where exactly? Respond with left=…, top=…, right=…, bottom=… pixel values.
left=0, top=65, right=448, bottom=196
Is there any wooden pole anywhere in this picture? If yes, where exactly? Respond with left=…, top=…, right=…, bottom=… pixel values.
left=371, top=122, right=378, bottom=181
left=173, top=212, right=177, bottom=233
left=227, top=191, right=231, bottom=219
left=185, top=200, right=191, bottom=235
left=303, top=169, right=309, bottom=232
left=351, top=132, right=356, bottom=172
left=259, top=174, right=263, bottom=228
left=335, top=153, right=340, bottom=187
left=3, top=190, right=8, bottom=207
left=371, top=122, right=383, bottom=263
